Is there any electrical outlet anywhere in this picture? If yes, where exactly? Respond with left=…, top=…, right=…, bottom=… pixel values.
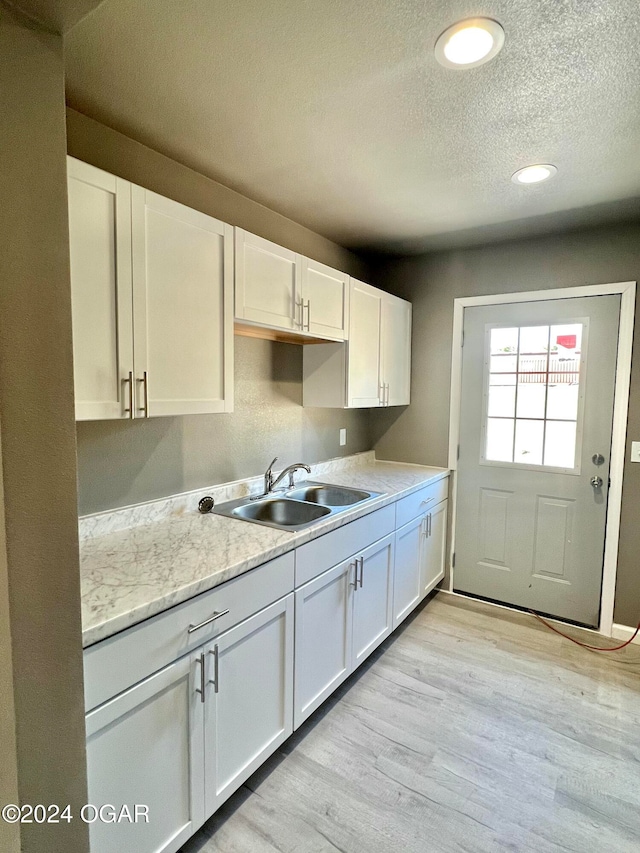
left=631, top=441, right=640, bottom=463
left=339, top=428, right=347, bottom=446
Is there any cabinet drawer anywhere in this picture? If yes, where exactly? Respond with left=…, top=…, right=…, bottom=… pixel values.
left=295, top=505, right=395, bottom=586
left=395, top=477, right=449, bottom=529
left=84, top=551, right=294, bottom=711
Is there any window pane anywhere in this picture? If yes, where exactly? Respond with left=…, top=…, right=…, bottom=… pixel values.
left=490, top=354, right=517, bottom=373
left=486, top=418, right=514, bottom=462
left=519, top=326, right=549, bottom=355
left=488, top=385, right=516, bottom=417
left=490, top=372, right=516, bottom=386
left=546, top=378, right=579, bottom=420
left=516, top=378, right=546, bottom=418
left=514, top=419, right=544, bottom=465
left=544, top=421, right=577, bottom=468
left=490, top=327, right=518, bottom=354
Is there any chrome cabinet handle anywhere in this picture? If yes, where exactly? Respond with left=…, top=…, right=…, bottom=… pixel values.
left=137, top=371, right=149, bottom=417
left=378, top=384, right=385, bottom=406
left=188, top=609, right=230, bottom=634
left=358, top=556, right=364, bottom=588
left=208, top=645, right=220, bottom=693
left=428, top=513, right=432, bottom=537
left=350, top=560, right=358, bottom=588
left=124, top=371, right=134, bottom=418
left=420, top=497, right=435, bottom=507
left=195, top=652, right=206, bottom=703
left=295, top=298, right=303, bottom=329
left=303, top=299, right=311, bottom=331
left=385, top=383, right=390, bottom=406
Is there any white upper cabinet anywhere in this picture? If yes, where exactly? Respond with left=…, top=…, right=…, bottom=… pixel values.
left=381, top=292, right=412, bottom=407
left=234, top=229, right=348, bottom=341
left=131, top=188, right=234, bottom=417
left=67, top=158, right=134, bottom=420
left=347, top=279, right=384, bottom=406
left=234, top=229, right=301, bottom=332
left=303, top=280, right=411, bottom=408
left=67, top=158, right=234, bottom=420
left=300, top=258, right=349, bottom=340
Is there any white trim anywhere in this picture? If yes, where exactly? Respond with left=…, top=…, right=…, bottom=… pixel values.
left=447, top=281, right=636, bottom=634
left=611, top=623, right=640, bottom=646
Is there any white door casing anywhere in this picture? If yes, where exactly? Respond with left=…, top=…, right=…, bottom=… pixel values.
left=448, top=282, right=635, bottom=635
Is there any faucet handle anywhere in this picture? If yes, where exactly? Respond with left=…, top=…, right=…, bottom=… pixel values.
left=266, top=456, right=278, bottom=473
left=265, top=457, right=278, bottom=491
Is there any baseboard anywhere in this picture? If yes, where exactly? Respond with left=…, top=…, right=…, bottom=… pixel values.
left=611, top=623, right=640, bottom=645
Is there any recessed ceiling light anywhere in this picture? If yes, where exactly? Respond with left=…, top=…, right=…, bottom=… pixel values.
left=434, top=18, right=505, bottom=69
left=511, top=164, right=558, bottom=185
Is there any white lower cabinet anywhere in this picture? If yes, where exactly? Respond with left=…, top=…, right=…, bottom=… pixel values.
left=393, top=499, right=448, bottom=629
left=351, top=534, right=395, bottom=668
left=294, top=532, right=395, bottom=728
left=422, top=499, right=448, bottom=597
left=85, top=655, right=204, bottom=853
left=203, top=596, right=294, bottom=816
left=293, top=559, right=354, bottom=728
left=393, top=513, right=426, bottom=629
left=84, top=481, right=448, bottom=853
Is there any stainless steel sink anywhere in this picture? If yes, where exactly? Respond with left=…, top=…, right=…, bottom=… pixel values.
left=285, top=485, right=372, bottom=506
left=233, top=498, right=330, bottom=527
left=211, top=480, right=383, bottom=531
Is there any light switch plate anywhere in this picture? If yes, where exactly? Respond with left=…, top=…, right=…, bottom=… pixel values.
left=339, top=428, right=347, bottom=446
left=631, top=441, right=640, bottom=463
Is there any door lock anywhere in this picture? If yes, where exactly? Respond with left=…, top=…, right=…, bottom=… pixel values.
left=592, top=453, right=605, bottom=466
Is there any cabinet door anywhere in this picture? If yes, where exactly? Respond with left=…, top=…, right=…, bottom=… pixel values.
left=67, top=157, right=134, bottom=421
left=131, top=187, right=234, bottom=416
left=421, top=499, right=448, bottom=598
left=352, top=533, right=395, bottom=668
left=382, top=294, right=412, bottom=406
left=347, top=279, right=383, bottom=407
left=393, top=514, right=425, bottom=629
left=203, top=596, right=294, bottom=817
left=294, top=559, right=354, bottom=728
left=235, top=229, right=301, bottom=331
left=300, top=258, right=349, bottom=340
left=85, top=654, right=204, bottom=853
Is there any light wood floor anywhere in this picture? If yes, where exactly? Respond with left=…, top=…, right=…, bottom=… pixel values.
left=180, top=593, right=640, bottom=853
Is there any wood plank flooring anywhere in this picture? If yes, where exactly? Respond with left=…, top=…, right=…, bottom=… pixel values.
left=180, top=593, right=640, bottom=853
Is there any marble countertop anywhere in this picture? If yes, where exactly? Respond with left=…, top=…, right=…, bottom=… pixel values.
left=81, top=460, right=449, bottom=648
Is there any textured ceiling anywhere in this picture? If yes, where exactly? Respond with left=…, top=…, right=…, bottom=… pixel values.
left=65, top=0, right=640, bottom=253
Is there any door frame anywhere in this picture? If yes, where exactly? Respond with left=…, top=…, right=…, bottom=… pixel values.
left=447, top=281, right=636, bottom=637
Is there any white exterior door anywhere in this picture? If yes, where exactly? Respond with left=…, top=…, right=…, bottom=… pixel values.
left=234, top=229, right=301, bottom=331
left=294, top=559, right=354, bottom=728
left=454, top=296, right=620, bottom=626
left=300, top=258, right=349, bottom=340
left=381, top=294, right=412, bottom=406
left=351, top=534, right=395, bottom=667
left=131, top=187, right=234, bottom=417
left=203, top=596, right=294, bottom=817
left=85, top=655, right=204, bottom=853
left=347, top=279, right=383, bottom=407
left=67, top=157, right=134, bottom=420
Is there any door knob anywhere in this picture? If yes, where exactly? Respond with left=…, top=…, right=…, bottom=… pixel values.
left=590, top=476, right=603, bottom=489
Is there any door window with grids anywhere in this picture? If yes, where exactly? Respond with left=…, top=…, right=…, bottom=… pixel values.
left=482, top=322, right=587, bottom=472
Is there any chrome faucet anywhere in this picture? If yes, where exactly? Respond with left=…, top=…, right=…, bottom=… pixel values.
left=257, top=457, right=311, bottom=498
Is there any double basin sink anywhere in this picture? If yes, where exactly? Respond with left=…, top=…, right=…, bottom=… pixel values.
left=212, top=482, right=382, bottom=531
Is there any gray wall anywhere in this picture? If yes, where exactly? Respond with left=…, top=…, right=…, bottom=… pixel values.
left=67, top=110, right=372, bottom=515
left=78, top=336, right=371, bottom=514
left=368, top=223, right=640, bottom=627
left=0, top=6, right=89, bottom=851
